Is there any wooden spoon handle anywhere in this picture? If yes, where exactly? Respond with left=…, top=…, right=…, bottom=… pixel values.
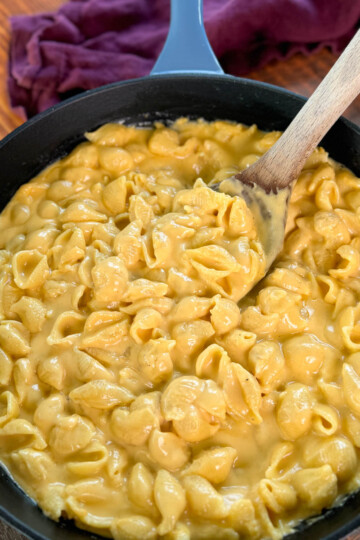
left=252, top=30, right=360, bottom=191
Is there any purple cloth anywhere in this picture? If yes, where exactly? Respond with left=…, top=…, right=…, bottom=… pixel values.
left=8, top=0, right=360, bottom=119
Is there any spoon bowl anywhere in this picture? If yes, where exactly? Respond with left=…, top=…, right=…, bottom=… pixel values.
left=216, top=177, right=291, bottom=272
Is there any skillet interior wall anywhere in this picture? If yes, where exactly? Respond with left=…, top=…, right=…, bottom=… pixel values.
left=0, top=74, right=360, bottom=540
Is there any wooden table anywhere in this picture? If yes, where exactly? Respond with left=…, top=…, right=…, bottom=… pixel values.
left=0, top=1, right=360, bottom=539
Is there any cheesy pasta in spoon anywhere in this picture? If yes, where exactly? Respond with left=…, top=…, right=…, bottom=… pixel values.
left=0, top=118, right=359, bottom=540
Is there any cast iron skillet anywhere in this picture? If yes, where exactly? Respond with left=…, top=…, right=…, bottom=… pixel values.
left=0, top=1, right=360, bottom=539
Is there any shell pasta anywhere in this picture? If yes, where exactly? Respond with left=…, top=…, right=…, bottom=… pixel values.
left=0, top=118, right=359, bottom=539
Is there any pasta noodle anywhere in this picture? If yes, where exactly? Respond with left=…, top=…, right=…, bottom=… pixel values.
left=0, top=118, right=359, bottom=539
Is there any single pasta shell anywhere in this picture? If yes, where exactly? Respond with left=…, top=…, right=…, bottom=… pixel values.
left=69, top=380, right=134, bottom=409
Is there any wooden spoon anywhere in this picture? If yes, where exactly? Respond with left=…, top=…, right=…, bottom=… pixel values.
left=216, top=29, right=360, bottom=273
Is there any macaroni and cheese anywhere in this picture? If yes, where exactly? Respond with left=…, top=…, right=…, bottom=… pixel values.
left=0, top=118, right=359, bottom=540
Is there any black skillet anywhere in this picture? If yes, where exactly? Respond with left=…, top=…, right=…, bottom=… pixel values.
left=0, top=0, right=360, bottom=538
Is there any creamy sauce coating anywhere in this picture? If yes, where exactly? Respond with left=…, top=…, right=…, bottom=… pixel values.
left=0, top=119, right=359, bottom=540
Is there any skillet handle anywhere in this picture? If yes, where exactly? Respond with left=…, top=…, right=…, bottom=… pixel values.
left=151, top=0, right=223, bottom=75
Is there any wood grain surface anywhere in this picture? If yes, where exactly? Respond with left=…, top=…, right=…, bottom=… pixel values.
left=0, top=1, right=359, bottom=540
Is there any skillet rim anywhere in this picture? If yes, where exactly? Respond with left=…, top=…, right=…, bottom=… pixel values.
left=1, top=73, right=359, bottom=149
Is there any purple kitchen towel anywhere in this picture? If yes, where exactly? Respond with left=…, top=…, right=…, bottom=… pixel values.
left=8, top=0, right=360, bottom=119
